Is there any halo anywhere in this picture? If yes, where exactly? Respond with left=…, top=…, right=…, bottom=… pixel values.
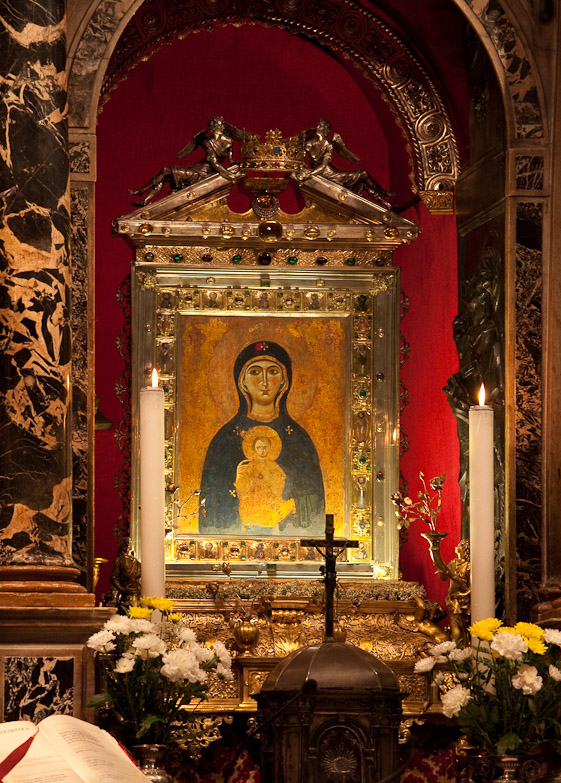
left=241, top=425, right=282, bottom=461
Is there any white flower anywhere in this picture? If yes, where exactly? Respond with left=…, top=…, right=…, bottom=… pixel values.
left=490, top=631, right=528, bottom=660
left=430, top=641, right=457, bottom=658
left=132, top=633, right=166, bottom=657
left=130, top=619, right=156, bottom=633
left=216, top=663, right=234, bottom=681
left=194, top=646, right=215, bottom=664
left=512, top=664, right=543, bottom=695
left=161, top=649, right=206, bottom=683
left=414, top=656, right=436, bottom=673
left=105, top=615, right=136, bottom=634
left=434, top=672, right=445, bottom=685
left=214, top=640, right=232, bottom=668
left=87, top=629, right=116, bottom=653
left=449, top=647, right=473, bottom=662
left=549, top=664, right=561, bottom=682
left=178, top=627, right=197, bottom=645
left=441, top=685, right=471, bottom=718
left=544, top=629, right=561, bottom=646
left=115, top=655, right=136, bottom=673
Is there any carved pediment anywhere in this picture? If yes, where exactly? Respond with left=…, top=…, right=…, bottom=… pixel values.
left=114, top=120, right=419, bottom=253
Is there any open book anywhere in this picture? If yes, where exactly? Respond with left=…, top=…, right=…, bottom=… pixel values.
left=0, top=714, right=147, bottom=783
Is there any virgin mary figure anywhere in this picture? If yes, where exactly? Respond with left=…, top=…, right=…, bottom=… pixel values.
left=199, top=341, right=325, bottom=535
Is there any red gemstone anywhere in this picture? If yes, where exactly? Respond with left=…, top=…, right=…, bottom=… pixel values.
left=258, top=252, right=272, bottom=265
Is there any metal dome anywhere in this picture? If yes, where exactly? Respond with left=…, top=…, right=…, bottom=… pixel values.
left=260, top=639, right=399, bottom=693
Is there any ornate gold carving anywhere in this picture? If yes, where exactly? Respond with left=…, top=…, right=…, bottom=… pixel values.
left=241, top=129, right=307, bottom=173
left=397, top=674, right=429, bottom=701
left=137, top=245, right=389, bottom=268
left=180, top=715, right=234, bottom=760
left=270, top=608, right=305, bottom=656
left=135, top=271, right=158, bottom=289
left=418, top=190, right=455, bottom=214
left=248, top=670, right=270, bottom=696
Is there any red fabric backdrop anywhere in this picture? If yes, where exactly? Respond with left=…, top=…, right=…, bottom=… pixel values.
left=95, top=22, right=461, bottom=611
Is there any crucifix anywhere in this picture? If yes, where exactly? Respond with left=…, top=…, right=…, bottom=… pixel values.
left=301, top=514, right=359, bottom=640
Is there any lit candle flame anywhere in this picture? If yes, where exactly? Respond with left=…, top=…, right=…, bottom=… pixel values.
left=151, top=368, right=159, bottom=387
left=478, top=383, right=486, bottom=406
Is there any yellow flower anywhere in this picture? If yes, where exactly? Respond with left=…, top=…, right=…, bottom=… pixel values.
left=129, top=606, right=152, bottom=619
left=151, top=597, right=175, bottom=613
left=526, top=636, right=547, bottom=655
left=168, top=613, right=183, bottom=623
left=140, top=596, right=174, bottom=613
left=470, top=618, right=503, bottom=641
left=514, top=622, right=544, bottom=640
left=498, top=626, right=517, bottom=634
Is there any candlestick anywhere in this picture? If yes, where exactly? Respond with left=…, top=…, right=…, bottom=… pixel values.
left=469, top=383, right=495, bottom=623
left=139, top=369, right=166, bottom=598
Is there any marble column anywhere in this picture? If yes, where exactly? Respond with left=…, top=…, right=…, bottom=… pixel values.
left=0, top=0, right=90, bottom=605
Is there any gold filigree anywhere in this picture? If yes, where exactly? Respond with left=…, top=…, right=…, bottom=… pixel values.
left=179, top=715, right=234, bottom=760
left=136, top=271, right=158, bottom=289
left=138, top=245, right=386, bottom=268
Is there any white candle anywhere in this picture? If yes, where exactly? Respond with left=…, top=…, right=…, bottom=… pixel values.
left=139, top=369, right=166, bottom=598
left=469, top=384, right=495, bottom=623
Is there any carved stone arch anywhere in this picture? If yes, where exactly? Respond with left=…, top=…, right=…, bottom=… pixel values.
left=67, top=0, right=546, bottom=167
left=68, top=0, right=463, bottom=193
left=452, top=0, right=545, bottom=141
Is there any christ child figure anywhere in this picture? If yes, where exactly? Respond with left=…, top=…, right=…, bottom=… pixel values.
left=235, top=426, right=296, bottom=530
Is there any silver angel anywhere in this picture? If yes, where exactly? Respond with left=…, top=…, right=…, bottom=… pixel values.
left=129, top=116, right=249, bottom=206
left=298, top=118, right=394, bottom=208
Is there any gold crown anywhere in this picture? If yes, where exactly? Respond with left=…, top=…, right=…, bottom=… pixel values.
left=241, top=129, right=306, bottom=172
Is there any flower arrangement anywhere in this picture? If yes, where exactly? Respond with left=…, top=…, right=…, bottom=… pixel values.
left=415, top=618, right=561, bottom=755
left=87, top=596, right=233, bottom=748
left=392, top=471, right=446, bottom=534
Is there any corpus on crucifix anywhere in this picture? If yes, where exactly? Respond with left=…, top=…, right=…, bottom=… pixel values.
left=300, top=514, right=359, bottom=640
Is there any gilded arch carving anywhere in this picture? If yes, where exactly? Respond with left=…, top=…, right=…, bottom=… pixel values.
left=67, top=0, right=546, bottom=190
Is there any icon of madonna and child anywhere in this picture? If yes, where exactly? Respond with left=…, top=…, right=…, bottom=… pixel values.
left=199, top=341, right=326, bottom=536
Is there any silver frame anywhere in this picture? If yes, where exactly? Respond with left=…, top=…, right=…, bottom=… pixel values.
left=132, top=263, right=400, bottom=580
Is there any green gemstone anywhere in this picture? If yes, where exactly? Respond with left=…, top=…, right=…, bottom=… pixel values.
left=359, top=388, right=367, bottom=398
left=346, top=257, right=356, bottom=266
left=288, top=256, right=298, bottom=265
left=359, top=455, right=367, bottom=464
left=172, top=253, right=183, bottom=261
left=232, top=254, right=242, bottom=264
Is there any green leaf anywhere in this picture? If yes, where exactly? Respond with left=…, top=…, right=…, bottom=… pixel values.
left=496, top=734, right=521, bottom=755
left=88, top=691, right=113, bottom=708
left=136, top=714, right=163, bottom=739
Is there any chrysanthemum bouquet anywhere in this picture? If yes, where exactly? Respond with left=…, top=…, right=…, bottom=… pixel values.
left=87, top=596, right=233, bottom=748
left=415, top=618, right=561, bottom=756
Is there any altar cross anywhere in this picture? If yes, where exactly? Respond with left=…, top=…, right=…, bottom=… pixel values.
left=300, top=514, right=359, bottom=640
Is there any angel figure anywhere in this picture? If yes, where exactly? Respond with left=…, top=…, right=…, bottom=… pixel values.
left=298, top=118, right=394, bottom=208
left=128, top=116, right=248, bottom=206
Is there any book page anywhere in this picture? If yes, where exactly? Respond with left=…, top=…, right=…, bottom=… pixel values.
left=36, top=716, right=146, bottom=783
left=3, top=729, right=83, bottom=783
left=0, top=721, right=37, bottom=759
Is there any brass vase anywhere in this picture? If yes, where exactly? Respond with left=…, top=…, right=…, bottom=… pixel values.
left=493, top=755, right=522, bottom=783
left=469, top=751, right=561, bottom=783
left=130, top=744, right=175, bottom=783
left=233, top=618, right=259, bottom=655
